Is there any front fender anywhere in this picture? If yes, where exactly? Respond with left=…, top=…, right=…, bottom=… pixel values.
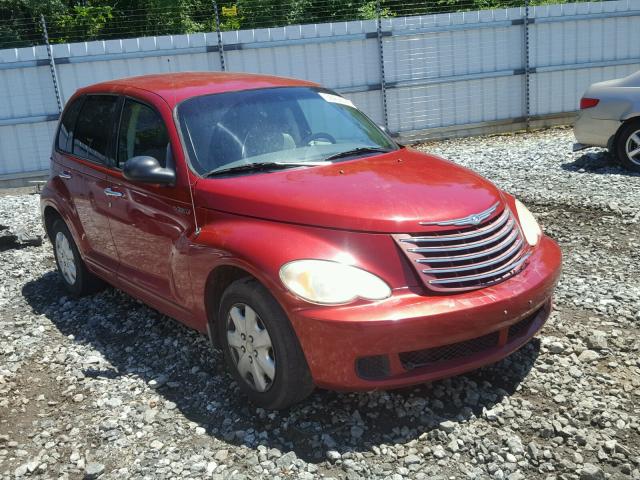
left=187, top=208, right=420, bottom=332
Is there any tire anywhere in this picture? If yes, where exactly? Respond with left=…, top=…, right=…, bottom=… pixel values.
left=50, top=219, right=105, bottom=296
left=217, top=277, right=314, bottom=409
left=614, top=119, right=640, bottom=172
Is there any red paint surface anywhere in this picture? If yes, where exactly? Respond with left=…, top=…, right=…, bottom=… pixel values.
left=41, top=73, right=562, bottom=390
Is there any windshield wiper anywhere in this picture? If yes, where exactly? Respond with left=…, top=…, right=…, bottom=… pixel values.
left=204, top=161, right=330, bottom=177
left=324, top=147, right=393, bottom=161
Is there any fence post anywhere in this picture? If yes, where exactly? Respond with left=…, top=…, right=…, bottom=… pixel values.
left=523, top=0, right=531, bottom=131
left=376, top=0, right=389, bottom=131
left=213, top=0, right=226, bottom=71
left=40, top=15, right=63, bottom=114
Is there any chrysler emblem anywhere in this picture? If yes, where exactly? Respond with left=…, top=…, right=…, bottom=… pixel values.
left=419, top=202, right=500, bottom=227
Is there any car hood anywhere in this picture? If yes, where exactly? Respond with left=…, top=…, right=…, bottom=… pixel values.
left=195, top=147, right=504, bottom=233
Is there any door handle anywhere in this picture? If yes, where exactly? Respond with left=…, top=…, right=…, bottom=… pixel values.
left=59, top=171, right=72, bottom=179
left=104, top=187, right=124, bottom=198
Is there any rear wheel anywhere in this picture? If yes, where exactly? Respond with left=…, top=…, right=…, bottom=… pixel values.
left=218, top=277, right=314, bottom=409
left=50, top=219, right=104, bottom=296
left=614, top=120, right=640, bottom=172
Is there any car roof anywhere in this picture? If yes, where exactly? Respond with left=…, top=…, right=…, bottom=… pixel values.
left=77, top=72, right=319, bottom=107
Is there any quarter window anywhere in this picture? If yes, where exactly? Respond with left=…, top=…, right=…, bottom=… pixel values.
left=117, top=100, right=169, bottom=168
left=56, top=98, right=82, bottom=153
left=73, top=95, right=119, bottom=164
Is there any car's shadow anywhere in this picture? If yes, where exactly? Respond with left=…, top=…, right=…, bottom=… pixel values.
left=562, top=149, right=640, bottom=176
left=23, top=271, right=541, bottom=463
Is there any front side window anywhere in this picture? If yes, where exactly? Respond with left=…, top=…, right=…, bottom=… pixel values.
left=177, top=87, right=397, bottom=175
left=117, top=100, right=170, bottom=168
left=73, top=95, right=119, bottom=164
left=56, top=97, right=83, bottom=153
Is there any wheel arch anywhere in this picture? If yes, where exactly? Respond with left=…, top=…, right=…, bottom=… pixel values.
left=204, top=264, right=255, bottom=345
left=43, top=205, right=63, bottom=239
left=610, top=115, right=640, bottom=150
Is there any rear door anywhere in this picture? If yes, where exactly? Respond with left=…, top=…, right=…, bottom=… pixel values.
left=55, top=94, right=120, bottom=280
left=103, top=94, right=195, bottom=314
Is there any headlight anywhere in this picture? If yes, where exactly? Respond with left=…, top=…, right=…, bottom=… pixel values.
left=279, top=259, right=391, bottom=304
left=515, top=199, right=542, bottom=246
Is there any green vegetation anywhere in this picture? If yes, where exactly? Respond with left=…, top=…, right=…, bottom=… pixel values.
left=0, top=0, right=576, bottom=49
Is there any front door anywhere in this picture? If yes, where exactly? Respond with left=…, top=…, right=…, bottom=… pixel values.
left=103, top=97, right=194, bottom=312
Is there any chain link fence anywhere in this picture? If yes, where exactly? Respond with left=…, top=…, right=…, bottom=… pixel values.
left=0, top=0, right=602, bottom=50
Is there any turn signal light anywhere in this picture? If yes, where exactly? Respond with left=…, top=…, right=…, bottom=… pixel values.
left=580, top=97, right=599, bottom=109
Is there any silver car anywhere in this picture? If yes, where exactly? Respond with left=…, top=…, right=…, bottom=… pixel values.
left=573, top=70, right=640, bottom=172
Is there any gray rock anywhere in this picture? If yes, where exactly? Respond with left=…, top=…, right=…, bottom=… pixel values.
left=439, top=420, right=456, bottom=433
left=447, top=438, right=459, bottom=452
left=549, top=341, right=565, bottom=354
left=326, top=450, right=341, bottom=462
left=14, top=464, right=28, bottom=477
left=85, top=462, right=105, bottom=479
left=404, top=454, right=421, bottom=465
left=506, top=436, right=524, bottom=455
left=527, top=441, right=540, bottom=460
left=578, top=350, right=600, bottom=363
left=586, top=331, right=608, bottom=350
left=214, top=449, right=229, bottom=462
left=275, top=451, right=297, bottom=468
left=432, top=445, right=446, bottom=459
left=580, top=464, right=604, bottom=480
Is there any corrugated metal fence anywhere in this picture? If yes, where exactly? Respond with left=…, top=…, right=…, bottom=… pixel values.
left=1, top=0, right=639, bottom=178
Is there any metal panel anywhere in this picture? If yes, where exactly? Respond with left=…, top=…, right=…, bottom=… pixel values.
left=0, top=121, right=56, bottom=175
left=387, top=75, right=524, bottom=133
left=1, top=0, right=640, bottom=176
left=383, top=8, right=526, bottom=136
left=528, top=0, right=640, bottom=116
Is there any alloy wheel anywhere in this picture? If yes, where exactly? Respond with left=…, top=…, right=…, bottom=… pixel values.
left=625, top=129, right=640, bottom=166
left=226, top=303, right=276, bottom=392
left=55, top=231, right=77, bottom=285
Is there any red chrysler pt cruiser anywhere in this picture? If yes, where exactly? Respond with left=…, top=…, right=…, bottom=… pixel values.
left=41, top=72, right=561, bottom=409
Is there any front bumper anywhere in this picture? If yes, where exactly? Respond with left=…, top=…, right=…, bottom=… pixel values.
left=290, top=235, right=562, bottom=390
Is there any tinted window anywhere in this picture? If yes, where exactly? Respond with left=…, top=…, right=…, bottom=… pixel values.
left=56, top=98, right=83, bottom=153
left=73, top=95, right=118, bottom=164
left=117, top=100, right=169, bottom=168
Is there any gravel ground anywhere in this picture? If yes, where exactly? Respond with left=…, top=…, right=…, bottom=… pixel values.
left=1, top=126, right=639, bottom=480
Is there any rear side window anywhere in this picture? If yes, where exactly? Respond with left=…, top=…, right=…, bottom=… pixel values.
left=73, top=95, right=119, bottom=164
left=117, top=99, right=169, bottom=168
left=56, top=98, right=82, bottom=153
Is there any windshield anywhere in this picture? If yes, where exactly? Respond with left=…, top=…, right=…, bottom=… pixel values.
left=176, top=87, right=397, bottom=175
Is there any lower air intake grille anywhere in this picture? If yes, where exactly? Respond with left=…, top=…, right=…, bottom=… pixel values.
left=508, top=309, right=538, bottom=339
left=400, top=331, right=500, bottom=370
left=355, top=354, right=390, bottom=380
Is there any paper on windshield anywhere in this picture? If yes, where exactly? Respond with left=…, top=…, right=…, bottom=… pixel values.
left=318, top=92, right=355, bottom=108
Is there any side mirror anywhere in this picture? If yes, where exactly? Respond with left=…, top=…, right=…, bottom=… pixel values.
left=123, top=156, right=175, bottom=185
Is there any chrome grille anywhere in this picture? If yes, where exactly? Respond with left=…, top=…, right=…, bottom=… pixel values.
left=394, top=204, right=529, bottom=291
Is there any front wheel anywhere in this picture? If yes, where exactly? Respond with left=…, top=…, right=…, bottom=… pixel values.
left=217, top=278, right=314, bottom=409
left=614, top=120, right=640, bottom=172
